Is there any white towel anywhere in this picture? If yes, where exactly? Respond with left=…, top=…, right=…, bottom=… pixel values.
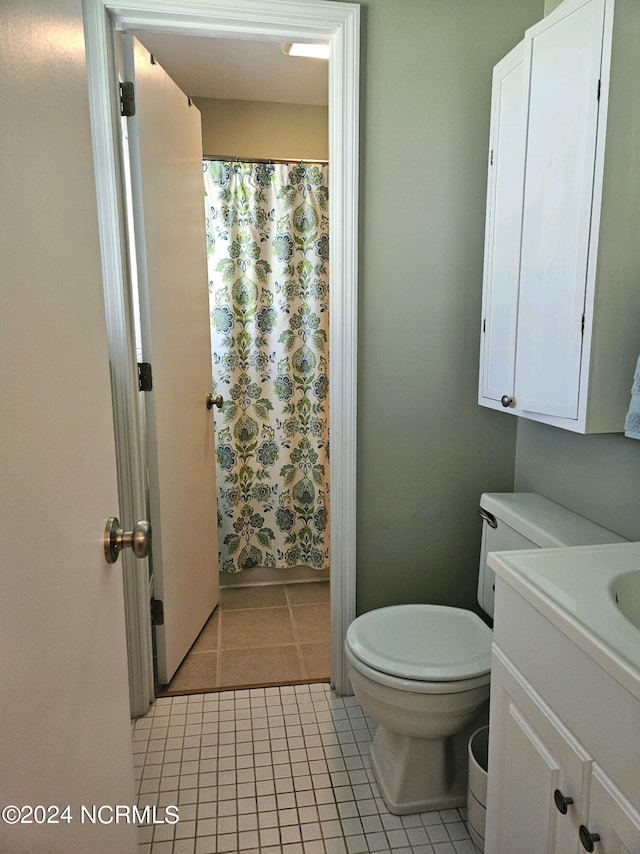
left=624, top=355, right=640, bottom=439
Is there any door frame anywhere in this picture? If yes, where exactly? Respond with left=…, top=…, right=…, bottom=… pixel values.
left=82, top=0, right=359, bottom=704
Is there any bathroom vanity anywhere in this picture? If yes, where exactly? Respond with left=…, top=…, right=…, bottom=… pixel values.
left=484, top=542, right=640, bottom=853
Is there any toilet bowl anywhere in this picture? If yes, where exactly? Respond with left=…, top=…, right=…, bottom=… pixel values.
left=345, top=604, right=492, bottom=815
left=346, top=493, right=625, bottom=816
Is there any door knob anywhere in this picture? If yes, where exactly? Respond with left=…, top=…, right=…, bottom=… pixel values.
left=206, top=393, right=223, bottom=409
left=501, top=394, right=513, bottom=408
left=104, top=516, right=152, bottom=564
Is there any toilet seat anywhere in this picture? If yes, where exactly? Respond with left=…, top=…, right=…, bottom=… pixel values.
left=346, top=604, right=492, bottom=684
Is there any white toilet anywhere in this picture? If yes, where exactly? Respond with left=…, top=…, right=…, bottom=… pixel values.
left=345, top=492, right=624, bottom=816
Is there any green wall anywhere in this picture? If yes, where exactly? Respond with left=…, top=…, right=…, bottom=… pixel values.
left=515, top=422, right=640, bottom=542
left=355, top=0, right=543, bottom=614
left=355, top=0, right=640, bottom=614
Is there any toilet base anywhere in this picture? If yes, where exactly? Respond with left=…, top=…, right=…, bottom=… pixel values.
left=370, top=720, right=477, bottom=815
left=345, top=649, right=490, bottom=816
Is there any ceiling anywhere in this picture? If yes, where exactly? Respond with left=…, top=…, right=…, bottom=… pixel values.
left=132, top=33, right=329, bottom=106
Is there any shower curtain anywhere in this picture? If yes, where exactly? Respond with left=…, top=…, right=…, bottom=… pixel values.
left=203, top=160, right=329, bottom=573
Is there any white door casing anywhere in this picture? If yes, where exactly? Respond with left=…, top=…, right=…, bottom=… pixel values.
left=83, top=0, right=359, bottom=697
left=123, top=34, right=220, bottom=685
left=1, top=0, right=137, bottom=851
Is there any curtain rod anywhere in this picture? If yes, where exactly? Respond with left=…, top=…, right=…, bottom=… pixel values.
left=204, top=154, right=329, bottom=165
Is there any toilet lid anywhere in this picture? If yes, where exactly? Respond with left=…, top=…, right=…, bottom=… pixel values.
left=346, top=605, right=492, bottom=682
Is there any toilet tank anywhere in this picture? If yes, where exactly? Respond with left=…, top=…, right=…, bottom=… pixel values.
left=477, top=493, right=625, bottom=619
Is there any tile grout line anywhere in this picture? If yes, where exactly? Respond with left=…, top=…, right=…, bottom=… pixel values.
left=133, top=683, right=476, bottom=853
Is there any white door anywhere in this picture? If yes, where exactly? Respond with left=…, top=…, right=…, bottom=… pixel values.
left=514, top=0, right=603, bottom=417
left=0, top=1, right=137, bottom=852
left=486, top=656, right=587, bottom=854
left=480, top=40, right=528, bottom=406
left=123, top=35, right=220, bottom=685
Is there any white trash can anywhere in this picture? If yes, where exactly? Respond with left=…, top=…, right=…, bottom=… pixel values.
left=467, top=725, right=489, bottom=853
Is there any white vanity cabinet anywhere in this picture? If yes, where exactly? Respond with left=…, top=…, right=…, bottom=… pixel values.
left=478, top=0, right=640, bottom=433
left=485, top=564, right=640, bottom=854
left=487, top=649, right=640, bottom=853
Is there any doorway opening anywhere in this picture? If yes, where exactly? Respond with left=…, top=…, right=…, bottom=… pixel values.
left=83, top=0, right=359, bottom=715
left=122, top=36, right=332, bottom=694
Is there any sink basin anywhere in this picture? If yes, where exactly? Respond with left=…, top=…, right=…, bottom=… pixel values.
left=611, top=570, right=640, bottom=632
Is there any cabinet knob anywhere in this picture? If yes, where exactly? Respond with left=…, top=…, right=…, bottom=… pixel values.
left=579, top=825, right=601, bottom=852
left=501, top=394, right=513, bottom=408
left=553, top=788, right=574, bottom=815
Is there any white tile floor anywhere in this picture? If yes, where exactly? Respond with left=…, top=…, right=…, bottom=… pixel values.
left=132, top=683, right=477, bottom=854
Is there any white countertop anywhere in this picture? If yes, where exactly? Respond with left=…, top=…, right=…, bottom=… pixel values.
left=489, top=541, right=640, bottom=701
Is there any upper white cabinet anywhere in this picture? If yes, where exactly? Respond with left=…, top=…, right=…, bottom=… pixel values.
left=479, top=0, right=640, bottom=433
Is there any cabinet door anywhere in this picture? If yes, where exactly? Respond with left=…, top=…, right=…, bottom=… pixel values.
left=486, top=654, right=586, bottom=854
left=480, top=41, right=527, bottom=406
left=582, top=765, right=640, bottom=853
left=514, top=0, right=605, bottom=418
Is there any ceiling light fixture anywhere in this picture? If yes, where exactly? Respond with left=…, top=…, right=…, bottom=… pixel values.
left=282, top=42, right=330, bottom=60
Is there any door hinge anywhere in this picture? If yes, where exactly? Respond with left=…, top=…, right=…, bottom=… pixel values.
left=151, top=598, right=164, bottom=626
left=120, top=81, right=136, bottom=117
left=138, top=362, right=153, bottom=392
left=597, top=79, right=601, bottom=101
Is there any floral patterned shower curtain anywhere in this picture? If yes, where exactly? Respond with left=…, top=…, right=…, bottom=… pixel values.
left=203, top=160, right=329, bottom=573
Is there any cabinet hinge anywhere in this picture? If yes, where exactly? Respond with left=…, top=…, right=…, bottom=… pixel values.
left=119, top=81, right=135, bottom=117
left=490, top=149, right=494, bottom=166
left=597, top=78, right=601, bottom=101
left=151, top=598, right=164, bottom=626
left=483, top=317, right=486, bottom=333
left=138, top=362, right=153, bottom=392
left=581, top=313, right=585, bottom=335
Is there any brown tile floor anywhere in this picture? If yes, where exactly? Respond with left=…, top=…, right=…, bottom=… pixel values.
left=158, top=581, right=330, bottom=695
